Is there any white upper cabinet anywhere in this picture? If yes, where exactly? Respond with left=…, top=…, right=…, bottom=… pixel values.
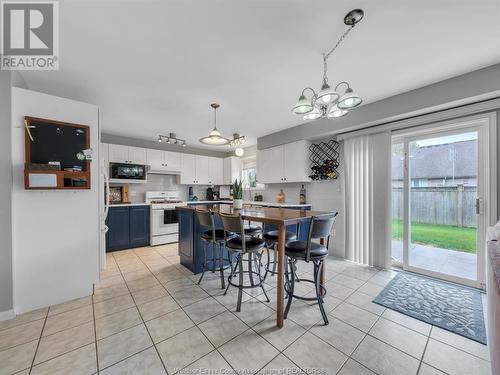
left=180, top=153, right=197, bottom=184
left=108, top=144, right=129, bottom=163
left=104, top=142, right=225, bottom=184
left=283, top=141, right=310, bottom=182
left=257, top=140, right=310, bottom=183
left=146, top=149, right=164, bottom=171
left=101, top=143, right=109, bottom=167
left=179, top=154, right=223, bottom=185
left=223, top=156, right=241, bottom=185
left=195, top=156, right=210, bottom=185
left=108, top=144, right=147, bottom=164
left=147, top=149, right=181, bottom=173
left=128, top=147, right=147, bottom=164
left=208, top=157, right=224, bottom=185
left=164, top=151, right=181, bottom=171
left=257, top=146, right=283, bottom=184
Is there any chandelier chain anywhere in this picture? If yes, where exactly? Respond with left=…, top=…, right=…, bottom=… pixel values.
left=322, top=25, right=355, bottom=82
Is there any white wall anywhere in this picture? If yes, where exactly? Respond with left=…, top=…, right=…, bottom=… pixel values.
left=11, top=88, right=100, bottom=314
left=0, top=71, right=13, bottom=318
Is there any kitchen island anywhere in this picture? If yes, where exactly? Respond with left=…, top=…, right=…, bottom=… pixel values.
left=176, top=203, right=333, bottom=327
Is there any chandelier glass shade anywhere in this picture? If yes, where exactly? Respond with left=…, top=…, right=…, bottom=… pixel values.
left=199, top=103, right=230, bottom=145
left=292, top=9, right=364, bottom=121
left=228, top=133, right=246, bottom=147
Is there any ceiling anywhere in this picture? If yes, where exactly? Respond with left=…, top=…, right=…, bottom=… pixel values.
left=18, top=0, right=500, bottom=149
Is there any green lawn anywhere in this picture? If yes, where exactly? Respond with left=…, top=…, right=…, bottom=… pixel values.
left=392, top=220, right=477, bottom=253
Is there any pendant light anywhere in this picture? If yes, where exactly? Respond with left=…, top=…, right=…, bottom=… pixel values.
left=292, top=9, right=364, bottom=121
left=199, top=103, right=229, bottom=145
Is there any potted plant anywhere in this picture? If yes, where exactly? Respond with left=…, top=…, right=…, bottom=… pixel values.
left=232, top=179, right=243, bottom=209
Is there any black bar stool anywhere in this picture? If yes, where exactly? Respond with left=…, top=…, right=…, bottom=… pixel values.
left=196, top=209, right=234, bottom=288
left=243, top=204, right=263, bottom=237
left=284, top=213, right=338, bottom=325
left=219, top=212, right=270, bottom=312
left=263, top=223, right=298, bottom=275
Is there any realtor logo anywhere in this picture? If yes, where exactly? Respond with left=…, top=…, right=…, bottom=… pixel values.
left=1, top=1, right=59, bottom=70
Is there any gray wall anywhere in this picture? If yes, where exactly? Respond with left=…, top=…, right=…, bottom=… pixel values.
left=0, top=71, right=13, bottom=314
left=102, top=133, right=229, bottom=158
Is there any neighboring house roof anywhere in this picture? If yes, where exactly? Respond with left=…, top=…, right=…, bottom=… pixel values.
left=392, top=139, right=477, bottom=180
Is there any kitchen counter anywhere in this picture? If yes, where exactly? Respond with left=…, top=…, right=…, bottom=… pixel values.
left=177, top=203, right=314, bottom=274
left=108, top=202, right=151, bottom=207
left=186, top=200, right=312, bottom=208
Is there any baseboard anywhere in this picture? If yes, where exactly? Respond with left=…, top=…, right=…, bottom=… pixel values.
left=0, top=309, right=15, bottom=321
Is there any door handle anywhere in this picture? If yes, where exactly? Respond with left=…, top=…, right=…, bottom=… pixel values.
left=475, top=197, right=482, bottom=215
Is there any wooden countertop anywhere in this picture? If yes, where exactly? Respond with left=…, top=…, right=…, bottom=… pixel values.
left=176, top=203, right=333, bottom=225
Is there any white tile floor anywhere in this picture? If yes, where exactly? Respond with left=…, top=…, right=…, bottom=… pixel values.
left=0, top=243, right=492, bottom=375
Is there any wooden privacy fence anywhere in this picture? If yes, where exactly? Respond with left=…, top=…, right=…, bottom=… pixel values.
left=392, top=185, right=477, bottom=228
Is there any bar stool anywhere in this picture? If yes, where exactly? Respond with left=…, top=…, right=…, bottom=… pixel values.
left=263, top=224, right=298, bottom=276
left=219, top=212, right=270, bottom=312
left=284, top=213, right=338, bottom=325
left=243, top=204, right=263, bottom=237
left=196, top=209, right=234, bottom=288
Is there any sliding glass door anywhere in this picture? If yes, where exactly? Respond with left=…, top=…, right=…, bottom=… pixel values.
left=391, top=117, right=494, bottom=288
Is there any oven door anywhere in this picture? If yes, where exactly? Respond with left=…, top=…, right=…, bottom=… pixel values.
left=110, top=163, right=147, bottom=180
left=152, top=209, right=178, bottom=235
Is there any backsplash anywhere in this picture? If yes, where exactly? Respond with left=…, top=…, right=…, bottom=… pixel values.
left=124, top=174, right=185, bottom=203
left=121, top=174, right=222, bottom=203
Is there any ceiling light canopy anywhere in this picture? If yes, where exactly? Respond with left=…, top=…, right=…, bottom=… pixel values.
left=199, top=103, right=229, bottom=145
left=292, top=9, right=364, bottom=121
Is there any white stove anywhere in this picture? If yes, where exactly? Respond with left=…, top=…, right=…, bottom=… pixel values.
left=145, top=191, right=187, bottom=246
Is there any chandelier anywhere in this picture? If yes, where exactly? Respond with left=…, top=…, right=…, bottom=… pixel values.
left=228, top=133, right=246, bottom=147
left=199, top=103, right=229, bottom=145
left=292, top=9, right=364, bottom=121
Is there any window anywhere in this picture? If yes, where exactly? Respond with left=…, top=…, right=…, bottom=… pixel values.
left=241, top=154, right=265, bottom=190
left=242, top=167, right=257, bottom=188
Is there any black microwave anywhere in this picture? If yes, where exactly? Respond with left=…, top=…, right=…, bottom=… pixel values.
left=110, top=163, right=147, bottom=180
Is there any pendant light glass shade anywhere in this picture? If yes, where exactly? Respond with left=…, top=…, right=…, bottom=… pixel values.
left=327, top=105, right=348, bottom=118
left=303, top=107, right=322, bottom=121
left=199, top=103, right=229, bottom=145
left=292, top=94, right=313, bottom=114
left=337, top=87, right=362, bottom=109
left=199, top=128, right=229, bottom=145
left=316, top=83, right=339, bottom=105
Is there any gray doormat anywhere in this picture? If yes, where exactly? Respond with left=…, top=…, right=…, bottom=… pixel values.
left=373, top=272, right=487, bottom=344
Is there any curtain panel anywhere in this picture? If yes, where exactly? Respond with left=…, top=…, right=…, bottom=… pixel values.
left=344, top=131, right=392, bottom=269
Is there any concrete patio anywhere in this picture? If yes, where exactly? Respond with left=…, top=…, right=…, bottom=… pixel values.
left=392, top=241, right=477, bottom=280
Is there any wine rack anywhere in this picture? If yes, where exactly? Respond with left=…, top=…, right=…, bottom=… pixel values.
left=309, top=139, right=340, bottom=180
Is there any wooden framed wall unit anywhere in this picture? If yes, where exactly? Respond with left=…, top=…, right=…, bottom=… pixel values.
left=24, top=116, right=91, bottom=190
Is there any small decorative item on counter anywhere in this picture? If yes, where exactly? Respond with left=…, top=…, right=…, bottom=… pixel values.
left=253, top=193, right=263, bottom=202
left=232, top=179, right=243, bottom=209
left=277, top=189, right=285, bottom=203
left=300, top=184, right=306, bottom=204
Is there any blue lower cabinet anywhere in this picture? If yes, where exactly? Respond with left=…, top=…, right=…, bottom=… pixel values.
left=129, top=206, right=150, bottom=247
left=179, top=211, right=194, bottom=271
left=178, top=210, right=230, bottom=274
left=106, top=207, right=130, bottom=251
left=106, top=206, right=150, bottom=252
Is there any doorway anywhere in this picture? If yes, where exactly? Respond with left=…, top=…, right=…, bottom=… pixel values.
left=391, top=115, right=496, bottom=288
